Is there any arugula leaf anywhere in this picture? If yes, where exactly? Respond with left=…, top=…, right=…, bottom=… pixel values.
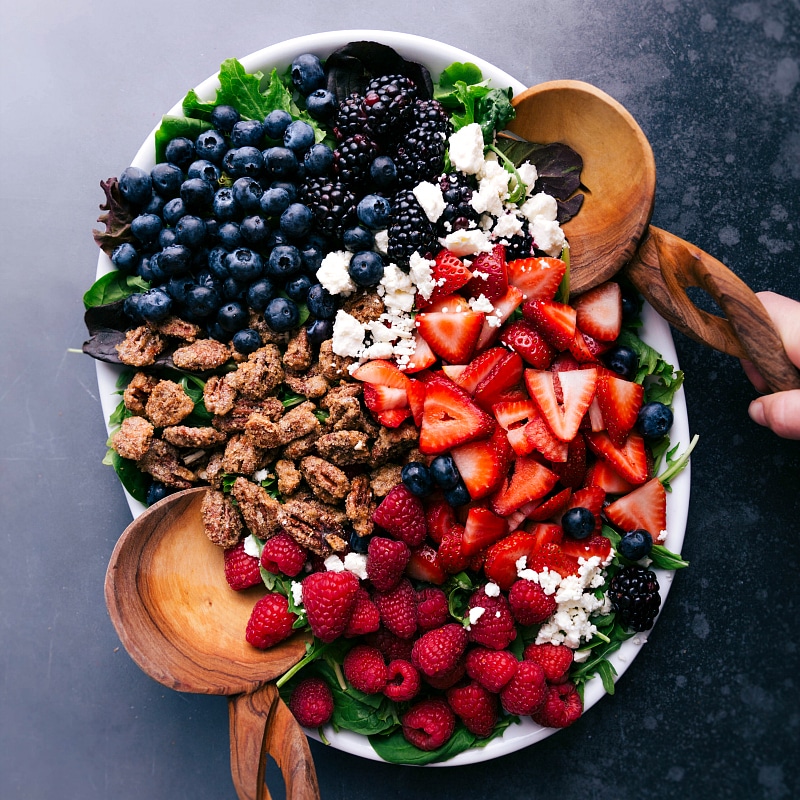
left=616, top=328, right=685, bottom=406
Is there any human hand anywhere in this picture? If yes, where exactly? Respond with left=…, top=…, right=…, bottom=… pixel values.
left=740, top=291, right=800, bottom=440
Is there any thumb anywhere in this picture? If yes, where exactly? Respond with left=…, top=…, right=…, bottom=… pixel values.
left=749, top=390, right=800, bottom=440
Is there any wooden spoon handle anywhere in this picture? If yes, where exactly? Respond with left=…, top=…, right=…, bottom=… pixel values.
left=228, top=683, right=320, bottom=800
left=625, top=226, right=800, bottom=393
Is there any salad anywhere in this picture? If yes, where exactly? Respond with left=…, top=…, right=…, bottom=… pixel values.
left=84, top=39, right=696, bottom=765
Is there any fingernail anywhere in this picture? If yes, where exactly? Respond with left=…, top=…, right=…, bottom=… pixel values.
left=749, top=399, right=766, bottom=427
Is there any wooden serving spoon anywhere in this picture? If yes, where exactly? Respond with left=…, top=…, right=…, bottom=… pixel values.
left=507, top=80, right=800, bottom=393
left=105, top=486, right=320, bottom=800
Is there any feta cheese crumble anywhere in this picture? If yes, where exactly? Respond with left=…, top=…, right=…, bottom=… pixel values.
left=316, top=250, right=356, bottom=296
left=412, top=181, right=446, bottom=223
left=243, top=534, right=260, bottom=558
left=448, top=123, right=486, bottom=174
left=331, top=310, right=366, bottom=357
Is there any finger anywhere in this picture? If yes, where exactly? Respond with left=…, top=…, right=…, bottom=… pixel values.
left=749, top=390, right=800, bottom=440
left=755, top=291, right=800, bottom=368
left=741, top=358, right=770, bottom=393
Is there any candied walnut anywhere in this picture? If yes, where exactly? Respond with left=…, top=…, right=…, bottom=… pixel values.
left=247, top=401, right=320, bottom=449
left=274, top=459, right=302, bottom=496
left=278, top=499, right=347, bottom=557
left=213, top=397, right=283, bottom=434
left=281, top=433, right=318, bottom=461
left=345, top=474, right=375, bottom=538
left=343, top=290, right=385, bottom=323
left=145, top=380, right=195, bottom=427
left=318, top=339, right=355, bottom=381
left=300, top=456, right=351, bottom=503
left=222, top=433, right=265, bottom=475
left=231, top=477, right=282, bottom=539
left=149, top=316, right=201, bottom=341
left=123, top=372, right=159, bottom=416
left=137, top=439, right=196, bottom=489
left=369, top=464, right=404, bottom=498
left=172, top=338, right=231, bottom=372
left=161, top=425, right=227, bottom=448
left=283, top=327, right=313, bottom=373
left=116, top=326, right=164, bottom=367
left=201, top=489, right=243, bottom=547
left=370, top=421, right=419, bottom=467
left=315, top=430, right=371, bottom=466
left=226, top=344, right=284, bottom=399
left=111, top=416, right=154, bottom=462
left=284, top=372, right=329, bottom=400
left=201, top=452, right=226, bottom=489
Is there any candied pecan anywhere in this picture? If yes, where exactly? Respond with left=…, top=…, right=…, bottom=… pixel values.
left=300, top=456, right=351, bottom=503
left=248, top=312, right=292, bottom=345
left=325, top=395, right=369, bottom=432
left=149, top=316, right=201, bottom=341
left=213, top=397, right=284, bottom=434
left=315, top=430, right=371, bottom=466
left=226, top=344, right=284, bottom=399
left=202, top=451, right=226, bottom=489
left=370, top=421, right=419, bottom=467
left=231, top=477, right=282, bottom=539
left=274, top=459, right=303, bottom=496
left=283, top=327, right=313, bottom=373
left=369, top=464, right=404, bottom=498
left=123, top=372, right=159, bottom=416
left=203, top=374, right=237, bottom=416
left=278, top=499, right=348, bottom=557
left=342, top=290, right=385, bottom=323
left=248, top=401, right=321, bottom=448
left=172, top=338, right=231, bottom=371
left=345, top=474, right=375, bottom=538
left=111, top=416, right=154, bottom=462
left=116, top=326, right=164, bottom=367
left=284, top=372, right=330, bottom=400
left=161, top=425, right=227, bottom=448
left=144, top=380, right=195, bottom=427
left=318, top=339, right=355, bottom=381
left=201, top=489, right=244, bottom=547
left=222, top=433, right=265, bottom=475
left=137, top=439, right=196, bottom=489
left=281, top=433, right=318, bottom=461
left=319, top=383, right=362, bottom=410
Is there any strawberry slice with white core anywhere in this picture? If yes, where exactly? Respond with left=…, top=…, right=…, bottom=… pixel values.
left=406, top=544, right=448, bottom=585
left=401, top=329, right=438, bottom=373
left=596, top=371, right=645, bottom=446
left=454, top=347, right=507, bottom=393
left=475, top=285, right=524, bottom=351
left=605, top=477, right=667, bottom=536
left=492, top=399, right=539, bottom=431
left=548, top=433, right=587, bottom=487
left=584, top=459, right=635, bottom=495
left=473, top=351, right=524, bottom=410
left=419, top=378, right=495, bottom=454
left=525, top=367, right=598, bottom=442
left=522, top=299, right=578, bottom=350
left=568, top=328, right=602, bottom=364
left=585, top=430, right=650, bottom=485
left=500, top=318, right=557, bottom=369
left=463, top=243, right=509, bottom=303
left=406, top=378, right=426, bottom=427
left=352, top=359, right=412, bottom=428
left=450, top=425, right=512, bottom=500
left=441, top=364, right=468, bottom=382
left=416, top=250, right=473, bottom=309
left=507, top=256, right=567, bottom=303
left=462, top=506, right=509, bottom=556
left=425, top=293, right=472, bottom=314
left=490, top=456, right=559, bottom=517
left=523, top=411, right=569, bottom=462
left=352, top=358, right=411, bottom=391
left=575, top=281, right=622, bottom=342
left=416, top=310, right=485, bottom=364
left=587, top=396, right=605, bottom=432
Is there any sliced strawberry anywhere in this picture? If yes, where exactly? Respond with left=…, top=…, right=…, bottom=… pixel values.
left=454, top=347, right=507, bottom=393
left=419, top=379, right=495, bottom=455
left=462, top=506, right=510, bottom=556
left=506, top=426, right=535, bottom=457
left=490, top=456, right=559, bottom=517
left=351, top=358, right=411, bottom=390
left=522, top=299, right=577, bottom=350
left=585, top=431, right=650, bottom=485
left=507, top=256, right=566, bottom=303
left=528, top=541, right=581, bottom=578
left=425, top=495, right=456, bottom=544
left=426, top=293, right=472, bottom=314
left=437, top=523, right=471, bottom=574
left=587, top=396, right=605, bottom=432
left=484, top=531, right=547, bottom=589
left=560, top=533, right=613, bottom=564
left=362, top=384, right=411, bottom=428
left=525, top=367, right=598, bottom=442
left=416, top=310, right=484, bottom=364
left=549, top=434, right=587, bottom=489
left=475, top=285, right=524, bottom=351
left=463, top=243, right=508, bottom=303
left=406, top=544, right=447, bottom=585
left=568, top=328, right=602, bottom=364
left=584, top=459, right=636, bottom=495
left=526, top=522, right=565, bottom=549
left=473, top=352, right=524, bottom=410
left=525, top=489, right=573, bottom=522
left=604, top=478, right=667, bottom=536
left=402, top=329, right=438, bottom=373
left=596, top=371, right=645, bottom=446
left=500, top=318, right=556, bottom=369
left=575, top=281, right=622, bottom=342
left=523, top=410, right=569, bottom=462
left=416, top=250, right=473, bottom=309
left=406, top=378, right=426, bottom=427
left=441, top=364, right=468, bottom=382
left=450, top=425, right=512, bottom=500
left=493, top=399, right=537, bottom=430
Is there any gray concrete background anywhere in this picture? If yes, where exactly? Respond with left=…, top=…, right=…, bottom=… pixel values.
left=1, top=1, right=798, bottom=798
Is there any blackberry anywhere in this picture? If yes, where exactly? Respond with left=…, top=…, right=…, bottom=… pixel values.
left=299, top=177, right=357, bottom=241
left=504, top=224, right=535, bottom=260
left=334, top=134, right=379, bottom=188
left=363, top=74, right=418, bottom=141
left=387, top=189, right=439, bottom=268
left=438, top=171, right=479, bottom=234
left=409, top=98, right=452, bottom=139
left=608, top=565, right=661, bottom=631
left=392, top=119, right=448, bottom=188
left=334, top=93, right=371, bottom=141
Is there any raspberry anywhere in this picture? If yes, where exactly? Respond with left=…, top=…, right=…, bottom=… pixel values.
left=245, top=592, right=298, bottom=650
left=531, top=681, right=583, bottom=728
left=343, top=645, right=389, bottom=694
left=301, top=570, right=360, bottom=643
left=446, top=680, right=499, bottom=737
left=411, top=623, right=468, bottom=678
left=401, top=698, right=456, bottom=751
left=423, top=659, right=466, bottom=690
left=383, top=659, right=421, bottom=702
left=344, top=587, right=381, bottom=638
left=374, top=579, right=418, bottom=640
left=508, top=579, right=558, bottom=625
left=289, top=677, right=334, bottom=728
left=365, top=629, right=414, bottom=662
left=372, top=484, right=427, bottom=547
left=523, top=643, right=574, bottom=684
left=466, top=589, right=517, bottom=650
left=223, top=540, right=262, bottom=591
left=415, top=587, right=449, bottom=631
left=465, top=647, right=519, bottom=693
left=437, top=524, right=470, bottom=574
left=259, top=531, right=307, bottom=578
left=366, top=536, right=410, bottom=592
left=500, top=660, right=547, bottom=715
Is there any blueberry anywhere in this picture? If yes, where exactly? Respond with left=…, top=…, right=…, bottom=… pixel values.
left=180, top=177, right=214, bottom=212
left=270, top=180, right=298, bottom=202
left=175, top=215, right=206, bottom=248
left=306, top=89, right=337, bottom=122
left=238, top=215, right=267, bottom=247
left=195, top=129, right=227, bottom=163
left=636, top=401, right=674, bottom=440
left=231, top=328, right=262, bottom=354
left=217, top=301, right=248, bottom=332
left=267, top=230, right=291, bottom=249
left=226, top=247, right=263, bottom=281
left=444, top=479, right=471, bottom=507
left=370, top=155, right=398, bottom=189
left=260, top=186, right=291, bottom=216
left=204, top=219, right=219, bottom=242
left=246, top=277, right=276, bottom=311
left=123, top=292, right=145, bottom=322
left=349, top=251, right=385, bottom=287
left=343, top=225, right=374, bottom=252
left=291, top=53, right=325, bottom=95
left=265, top=296, right=300, bottom=332
left=111, top=242, right=139, bottom=273
left=164, top=137, right=195, bottom=169
left=146, top=481, right=173, bottom=506
left=357, top=194, right=392, bottom=230
left=221, top=276, right=247, bottom=301
left=137, top=254, right=165, bottom=283
left=206, top=320, right=233, bottom=343
left=217, top=221, right=242, bottom=250
left=603, top=345, right=638, bottom=380
left=279, top=203, right=313, bottom=239
left=306, top=317, right=333, bottom=344
left=207, top=246, right=230, bottom=279
left=304, top=143, right=334, bottom=176
left=621, top=286, right=640, bottom=321
left=138, top=287, right=173, bottom=322
left=119, top=166, right=153, bottom=206
left=348, top=527, right=371, bottom=554
left=401, top=462, right=433, bottom=497
left=306, top=283, right=337, bottom=320
left=284, top=120, right=315, bottom=153
left=263, top=146, right=298, bottom=178
left=226, top=146, right=264, bottom=178
left=263, top=109, right=292, bottom=139
left=165, top=275, right=194, bottom=303
left=185, top=284, right=220, bottom=318
left=143, top=192, right=166, bottom=216
left=562, top=507, right=595, bottom=540
left=211, top=187, right=236, bottom=221
left=430, top=455, right=460, bottom=490
left=230, top=119, right=265, bottom=148
left=211, top=104, right=240, bottom=133
left=130, top=213, right=162, bottom=245
left=150, top=162, right=184, bottom=199
left=266, top=245, right=302, bottom=279
left=618, top=529, right=653, bottom=561
left=187, top=159, right=221, bottom=184
left=300, top=240, right=326, bottom=272
left=285, top=273, right=312, bottom=303
left=231, top=177, right=264, bottom=212
left=162, top=197, right=187, bottom=226
left=158, top=228, right=177, bottom=248
left=156, top=244, right=190, bottom=276
left=195, top=269, right=220, bottom=293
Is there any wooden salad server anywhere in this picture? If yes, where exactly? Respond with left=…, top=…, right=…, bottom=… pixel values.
left=507, top=80, right=800, bottom=394
left=105, top=486, right=320, bottom=800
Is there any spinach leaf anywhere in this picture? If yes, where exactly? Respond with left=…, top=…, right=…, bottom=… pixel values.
left=369, top=725, right=477, bottom=765
left=83, top=271, right=148, bottom=309
left=649, top=544, right=690, bottom=570
left=476, top=88, right=515, bottom=144
left=154, top=116, right=212, bottom=164
left=102, top=449, right=150, bottom=504
left=434, top=62, right=485, bottom=106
